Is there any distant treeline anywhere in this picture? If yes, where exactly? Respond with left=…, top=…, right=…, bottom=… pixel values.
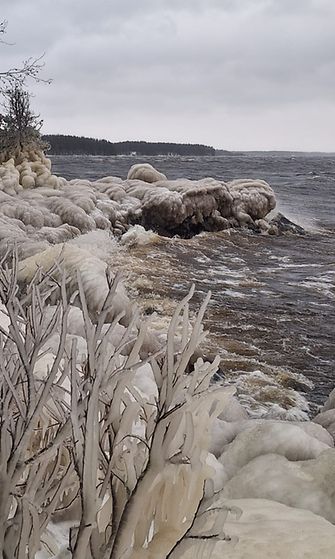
left=43, top=135, right=215, bottom=156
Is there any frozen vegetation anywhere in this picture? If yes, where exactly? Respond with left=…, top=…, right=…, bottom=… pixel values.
left=0, top=146, right=335, bottom=558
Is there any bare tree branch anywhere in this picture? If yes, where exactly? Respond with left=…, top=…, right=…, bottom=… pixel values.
left=0, top=20, right=51, bottom=92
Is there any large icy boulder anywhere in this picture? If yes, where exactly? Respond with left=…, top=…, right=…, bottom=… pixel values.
left=127, top=162, right=167, bottom=183
left=222, top=449, right=335, bottom=523
left=228, top=179, right=276, bottom=224
left=218, top=422, right=330, bottom=478
left=170, top=498, right=335, bottom=558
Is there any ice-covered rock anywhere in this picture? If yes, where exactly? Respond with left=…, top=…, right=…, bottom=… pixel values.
left=228, top=179, right=276, bottom=224
left=171, top=498, right=335, bottom=558
left=120, top=224, right=159, bottom=247
left=218, top=422, right=330, bottom=479
left=17, top=239, right=132, bottom=324
left=222, top=449, right=335, bottom=523
left=314, top=410, right=335, bottom=441
left=321, top=387, right=335, bottom=413
left=127, top=162, right=167, bottom=183
left=0, top=153, right=280, bottom=251
left=210, top=417, right=334, bottom=458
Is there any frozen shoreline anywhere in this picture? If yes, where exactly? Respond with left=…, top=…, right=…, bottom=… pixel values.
left=1, top=153, right=335, bottom=558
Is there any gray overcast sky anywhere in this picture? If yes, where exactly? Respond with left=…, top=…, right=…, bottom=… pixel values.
left=1, top=0, right=335, bottom=151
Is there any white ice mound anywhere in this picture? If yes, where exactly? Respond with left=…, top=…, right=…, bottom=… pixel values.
left=218, top=396, right=249, bottom=422
left=222, top=449, right=335, bottom=523
left=313, top=387, right=335, bottom=441
left=127, top=162, right=167, bottom=183
left=0, top=153, right=66, bottom=193
left=17, top=235, right=132, bottom=324
left=124, top=176, right=238, bottom=234
left=120, top=224, right=159, bottom=247
left=0, top=158, right=21, bottom=195
left=210, top=417, right=334, bottom=458
left=228, top=179, right=276, bottom=224
left=218, top=422, right=329, bottom=479
left=125, top=174, right=275, bottom=234
left=314, top=410, right=335, bottom=441
left=171, top=498, right=335, bottom=558
left=320, top=387, right=335, bottom=414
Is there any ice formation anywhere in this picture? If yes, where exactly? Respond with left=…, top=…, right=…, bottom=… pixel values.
left=170, top=499, right=335, bottom=558
left=17, top=241, right=132, bottom=322
left=127, top=162, right=167, bottom=182
left=119, top=224, right=159, bottom=247
left=313, top=388, right=335, bottom=439
left=0, top=152, right=333, bottom=557
left=0, top=154, right=278, bottom=251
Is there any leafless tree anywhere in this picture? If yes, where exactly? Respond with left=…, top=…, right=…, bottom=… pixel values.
left=0, top=19, right=51, bottom=93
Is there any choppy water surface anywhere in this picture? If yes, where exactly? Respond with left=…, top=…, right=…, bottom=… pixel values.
left=52, top=153, right=335, bottom=415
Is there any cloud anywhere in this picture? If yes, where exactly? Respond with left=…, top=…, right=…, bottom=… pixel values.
left=1, top=0, right=335, bottom=150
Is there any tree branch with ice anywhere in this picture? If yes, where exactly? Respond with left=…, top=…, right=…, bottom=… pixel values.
left=0, top=253, right=233, bottom=559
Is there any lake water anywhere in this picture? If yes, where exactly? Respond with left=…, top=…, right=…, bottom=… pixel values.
left=51, top=153, right=335, bottom=417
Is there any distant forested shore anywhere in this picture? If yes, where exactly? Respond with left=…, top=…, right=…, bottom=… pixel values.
left=43, top=135, right=215, bottom=156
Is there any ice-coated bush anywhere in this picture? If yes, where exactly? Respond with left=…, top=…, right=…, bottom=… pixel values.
left=0, top=253, right=234, bottom=559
